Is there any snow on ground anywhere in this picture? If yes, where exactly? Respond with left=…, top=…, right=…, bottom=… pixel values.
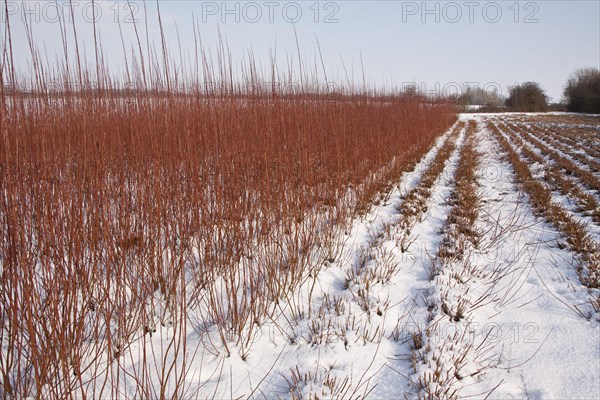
left=491, top=120, right=600, bottom=243
left=508, top=118, right=599, bottom=174
left=454, top=115, right=599, bottom=398
left=88, top=114, right=599, bottom=399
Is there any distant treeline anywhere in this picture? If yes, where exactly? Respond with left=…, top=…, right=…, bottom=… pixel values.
left=457, top=67, right=600, bottom=114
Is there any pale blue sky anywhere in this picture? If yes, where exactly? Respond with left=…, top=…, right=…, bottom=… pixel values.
left=2, top=1, right=599, bottom=101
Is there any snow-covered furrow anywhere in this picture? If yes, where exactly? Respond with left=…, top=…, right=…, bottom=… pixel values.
left=411, top=121, right=497, bottom=398
left=532, top=127, right=600, bottom=171
left=512, top=121, right=600, bottom=173
left=534, top=123, right=600, bottom=162
left=542, top=128, right=600, bottom=168
left=506, top=122, right=600, bottom=196
left=508, top=118, right=594, bottom=152
left=356, top=124, right=469, bottom=398
left=392, top=114, right=600, bottom=399
left=448, top=116, right=600, bottom=398
left=542, top=124, right=600, bottom=153
left=495, top=121, right=600, bottom=242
